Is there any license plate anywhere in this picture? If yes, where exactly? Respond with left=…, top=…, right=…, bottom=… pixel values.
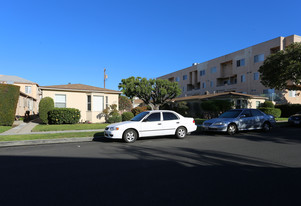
left=294, top=121, right=300, bottom=124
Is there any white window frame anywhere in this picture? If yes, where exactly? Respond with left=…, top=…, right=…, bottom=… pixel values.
left=25, top=86, right=32, bottom=94
left=254, top=54, right=264, bottom=63
left=241, top=74, right=246, bottom=83
left=55, top=94, right=66, bottom=108
left=92, top=95, right=104, bottom=112
left=254, top=72, right=259, bottom=80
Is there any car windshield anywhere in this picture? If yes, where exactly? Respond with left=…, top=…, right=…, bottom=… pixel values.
left=130, top=111, right=150, bottom=121
left=219, top=110, right=242, bottom=118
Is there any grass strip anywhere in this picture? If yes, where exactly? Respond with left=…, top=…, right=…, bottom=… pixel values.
left=0, top=126, right=12, bottom=134
left=0, top=131, right=104, bottom=142
left=32, top=123, right=109, bottom=132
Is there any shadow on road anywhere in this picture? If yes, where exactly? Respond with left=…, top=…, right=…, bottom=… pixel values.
left=0, top=146, right=300, bottom=206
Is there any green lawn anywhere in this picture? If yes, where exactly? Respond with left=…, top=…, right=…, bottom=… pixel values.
left=0, top=126, right=12, bottom=134
left=275, top=117, right=288, bottom=122
left=32, top=123, right=109, bottom=132
left=0, top=131, right=104, bottom=142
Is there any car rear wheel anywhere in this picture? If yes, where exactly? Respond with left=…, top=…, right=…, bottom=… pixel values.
left=262, top=122, right=271, bottom=132
left=175, top=127, right=187, bottom=139
left=123, top=129, right=137, bottom=143
left=227, top=124, right=237, bottom=135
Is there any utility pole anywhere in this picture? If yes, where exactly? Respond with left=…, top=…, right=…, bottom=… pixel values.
left=104, top=68, right=108, bottom=88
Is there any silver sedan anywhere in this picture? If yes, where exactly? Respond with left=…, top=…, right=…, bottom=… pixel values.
left=201, top=109, right=276, bottom=135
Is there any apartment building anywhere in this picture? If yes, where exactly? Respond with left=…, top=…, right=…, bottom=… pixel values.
left=158, top=35, right=301, bottom=104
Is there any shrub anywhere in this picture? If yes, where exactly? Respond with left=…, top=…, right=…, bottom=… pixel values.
left=131, top=106, right=148, bottom=116
left=275, top=104, right=301, bottom=117
left=0, top=84, right=19, bottom=126
left=260, top=101, right=274, bottom=108
left=107, top=114, right=122, bottom=123
left=258, top=107, right=281, bottom=118
left=119, top=96, right=132, bottom=111
left=48, top=108, right=81, bottom=124
left=122, top=112, right=134, bottom=121
left=39, top=97, right=54, bottom=124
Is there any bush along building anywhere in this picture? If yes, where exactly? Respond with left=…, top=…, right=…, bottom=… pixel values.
left=158, top=35, right=301, bottom=108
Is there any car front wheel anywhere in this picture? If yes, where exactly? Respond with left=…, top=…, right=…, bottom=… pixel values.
left=123, top=129, right=138, bottom=143
left=227, top=124, right=237, bottom=135
left=262, top=122, right=271, bottom=132
left=175, top=127, right=187, bottom=139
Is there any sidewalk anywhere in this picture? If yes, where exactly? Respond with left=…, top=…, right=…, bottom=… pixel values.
left=0, top=121, right=105, bottom=147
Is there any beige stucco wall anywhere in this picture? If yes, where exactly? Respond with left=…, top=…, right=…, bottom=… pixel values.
left=14, top=83, right=41, bottom=115
left=42, top=89, right=119, bottom=123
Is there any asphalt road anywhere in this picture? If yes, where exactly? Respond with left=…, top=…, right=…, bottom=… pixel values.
left=0, top=127, right=300, bottom=206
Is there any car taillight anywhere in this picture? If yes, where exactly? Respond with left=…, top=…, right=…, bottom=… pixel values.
left=193, top=120, right=195, bottom=124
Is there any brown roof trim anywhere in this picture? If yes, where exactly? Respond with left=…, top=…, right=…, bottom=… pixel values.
left=40, top=84, right=122, bottom=94
left=173, top=92, right=267, bottom=101
left=20, top=91, right=37, bottom=101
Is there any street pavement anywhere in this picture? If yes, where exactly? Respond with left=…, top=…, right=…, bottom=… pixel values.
left=0, top=126, right=300, bottom=206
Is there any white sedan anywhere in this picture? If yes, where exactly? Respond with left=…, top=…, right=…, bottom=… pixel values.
left=104, top=110, right=197, bottom=143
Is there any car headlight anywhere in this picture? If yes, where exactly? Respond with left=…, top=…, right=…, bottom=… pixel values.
left=109, top=127, right=119, bottom=131
left=212, top=122, right=224, bottom=126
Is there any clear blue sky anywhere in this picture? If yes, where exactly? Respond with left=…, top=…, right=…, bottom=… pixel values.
left=1, top=0, right=300, bottom=90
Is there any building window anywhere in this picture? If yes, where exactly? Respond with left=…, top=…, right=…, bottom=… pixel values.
left=236, top=59, right=245, bottom=67
left=182, top=86, right=185, bottom=92
left=289, top=90, right=296, bottom=97
left=202, top=82, right=206, bottom=88
left=87, top=95, right=91, bottom=111
left=210, top=67, right=217, bottom=74
left=106, top=96, right=109, bottom=108
left=241, top=74, right=246, bottom=82
left=254, top=54, right=264, bottom=63
left=55, top=94, right=66, bottom=108
left=210, top=81, right=214, bottom=87
left=175, top=77, right=180, bottom=82
left=200, top=70, right=205, bottom=76
left=256, top=101, right=261, bottom=108
left=25, top=86, right=31, bottom=94
left=183, top=75, right=187, bottom=80
left=254, top=72, right=259, bottom=80
left=92, top=95, right=104, bottom=111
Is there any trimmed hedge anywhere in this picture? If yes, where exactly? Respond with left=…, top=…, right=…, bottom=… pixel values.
left=48, top=108, right=81, bottom=124
left=0, top=84, right=20, bottom=126
left=258, top=107, right=281, bottom=118
left=107, top=114, right=122, bottom=123
left=122, top=112, right=134, bottom=121
left=39, top=97, right=54, bottom=124
left=260, top=101, right=274, bottom=108
left=275, top=104, right=301, bottom=117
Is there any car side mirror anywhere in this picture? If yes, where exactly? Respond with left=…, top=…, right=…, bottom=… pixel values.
left=240, top=115, right=246, bottom=118
left=143, top=118, right=148, bottom=122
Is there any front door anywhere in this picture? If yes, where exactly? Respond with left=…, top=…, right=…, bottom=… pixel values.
left=139, top=112, right=162, bottom=137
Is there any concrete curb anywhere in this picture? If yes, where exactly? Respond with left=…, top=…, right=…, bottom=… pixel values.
left=0, top=137, right=95, bottom=147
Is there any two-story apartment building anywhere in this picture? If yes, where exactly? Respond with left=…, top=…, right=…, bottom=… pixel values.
left=0, top=75, right=41, bottom=116
left=158, top=35, right=301, bottom=104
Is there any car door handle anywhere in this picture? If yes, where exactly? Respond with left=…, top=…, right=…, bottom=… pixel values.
left=176, top=122, right=180, bottom=124
left=158, top=123, right=162, bottom=125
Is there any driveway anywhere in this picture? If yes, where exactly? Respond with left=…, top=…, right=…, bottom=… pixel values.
left=0, top=127, right=300, bottom=206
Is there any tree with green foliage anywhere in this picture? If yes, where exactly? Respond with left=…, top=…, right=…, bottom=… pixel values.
left=39, top=97, right=54, bottom=124
left=119, top=96, right=132, bottom=111
left=119, top=77, right=181, bottom=110
left=201, top=99, right=234, bottom=117
left=259, top=42, right=301, bottom=90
